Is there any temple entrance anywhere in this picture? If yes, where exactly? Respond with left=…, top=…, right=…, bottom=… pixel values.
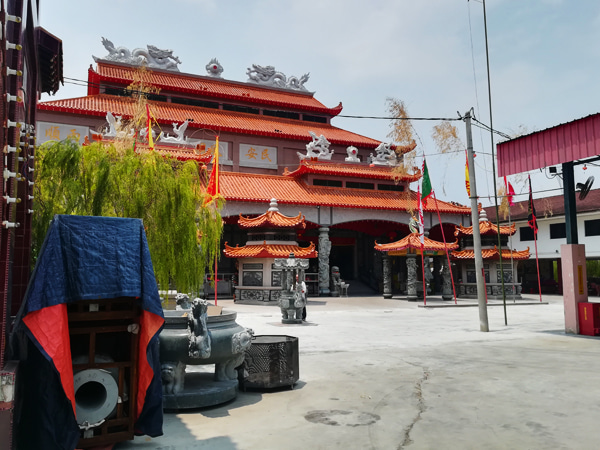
left=330, top=245, right=354, bottom=281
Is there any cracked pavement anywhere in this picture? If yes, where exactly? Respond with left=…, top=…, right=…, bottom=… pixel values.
left=116, top=294, right=600, bottom=450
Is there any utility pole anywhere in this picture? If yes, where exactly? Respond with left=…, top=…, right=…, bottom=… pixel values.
left=464, top=110, right=489, bottom=332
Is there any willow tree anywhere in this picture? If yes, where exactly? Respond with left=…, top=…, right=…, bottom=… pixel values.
left=33, top=138, right=223, bottom=296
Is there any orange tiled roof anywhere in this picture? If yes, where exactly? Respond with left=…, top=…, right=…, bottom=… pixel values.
left=455, top=220, right=516, bottom=237
left=220, top=171, right=471, bottom=214
left=223, top=242, right=317, bottom=258
left=239, top=211, right=306, bottom=229
left=91, top=62, right=343, bottom=116
left=39, top=94, right=383, bottom=148
left=374, top=232, right=459, bottom=252
left=451, top=247, right=530, bottom=260
left=283, top=159, right=421, bottom=182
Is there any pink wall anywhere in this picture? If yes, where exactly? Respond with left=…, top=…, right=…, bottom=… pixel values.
left=561, top=244, right=588, bottom=334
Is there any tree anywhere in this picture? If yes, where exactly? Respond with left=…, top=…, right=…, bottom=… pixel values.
left=33, top=138, right=223, bottom=297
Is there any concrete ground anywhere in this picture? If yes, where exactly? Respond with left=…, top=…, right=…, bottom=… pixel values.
left=115, top=293, right=600, bottom=450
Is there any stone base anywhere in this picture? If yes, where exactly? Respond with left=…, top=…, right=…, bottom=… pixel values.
left=282, top=318, right=303, bottom=324
left=163, top=372, right=238, bottom=410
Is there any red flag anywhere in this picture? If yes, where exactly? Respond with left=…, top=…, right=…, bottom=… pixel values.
left=527, top=174, right=537, bottom=234
left=504, top=176, right=515, bottom=206
left=203, top=136, right=220, bottom=207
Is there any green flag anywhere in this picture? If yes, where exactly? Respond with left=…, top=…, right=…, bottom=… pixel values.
left=421, top=159, right=432, bottom=207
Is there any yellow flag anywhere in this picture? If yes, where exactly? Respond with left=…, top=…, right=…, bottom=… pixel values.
left=465, top=151, right=471, bottom=197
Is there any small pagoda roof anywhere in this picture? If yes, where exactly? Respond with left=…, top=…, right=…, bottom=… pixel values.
left=223, top=241, right=317, bottom=259
left=451, top=246, right=530, bottom=261
left=374, top=232, right=459, bottom=252
left=454, top=210, right=516, bottom=237
left=283, top=158, right=420, bottom=181
left=238, top=199, right=306, bottom=229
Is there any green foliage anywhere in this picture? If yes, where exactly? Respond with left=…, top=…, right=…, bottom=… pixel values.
left=33, top=139, right=223, bottom=295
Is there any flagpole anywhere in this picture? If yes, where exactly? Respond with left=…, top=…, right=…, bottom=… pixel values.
left=528, top=175, right=542, bottom=303
left=432, top=192, right=458, bottom=303
left=534, top=232, right=542, bottom=303
left=417, top=185, right=427, bottom=305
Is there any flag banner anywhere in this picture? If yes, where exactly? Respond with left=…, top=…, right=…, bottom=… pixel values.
left=203, top=136, right=220, bottom=207
left=527, top=174, right=538, bottom=234
left=417, top=186, right=425, bottom=245
left=504, top=176, right=515, bottom=205
left=465, top=150, right=471, bottom=197
left=421, top=159, right=432, bottom=207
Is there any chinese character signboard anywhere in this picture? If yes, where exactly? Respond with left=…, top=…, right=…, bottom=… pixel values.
left=37, top=122, right=90, bottom=145
left=239, top=143, right=277, bottom=169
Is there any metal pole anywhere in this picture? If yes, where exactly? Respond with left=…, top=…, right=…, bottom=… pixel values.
left=465, top=110, right=489, bottom=332
left=483, top=0, right=508, bottom=324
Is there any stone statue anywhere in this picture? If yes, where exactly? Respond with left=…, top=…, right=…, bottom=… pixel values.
left=368, top=142, right=397, bottom=166
left=188, top=298, right=211, bottom=359
left=205, top=58, right=224, bottom=77
left=406, top=256, right=418, bottom=299
left=440, top=260, right=453, bottom=300
left=330, top=266, right=342, bottom=297
left=215, top=328, right=254, bottom=381
left=345, top=146, right=360, bottom=162
left=318, top=228, right=331, bottom=295
left=175, top=293, right=191, bottom=310
left=298, top=131, right=334, bottom=160
left=93, top=37, right=181, bottom=71
left=161, top=361, right=185, bottom=394
left=274, top=255, right=309, bottom=323
left=103, top=112, right=135, bottom=139
left=246, top=64, right=309, bottom=91
left=424, top=257, right=434, bottom=294
left=160, top=120, right=189, bottom=144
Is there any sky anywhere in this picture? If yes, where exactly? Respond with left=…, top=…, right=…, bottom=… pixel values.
left=39, top=0, right=600, bottom=208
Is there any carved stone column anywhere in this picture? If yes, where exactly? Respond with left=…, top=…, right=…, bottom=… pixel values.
left=406, top=255, right=418, bottom=301
left=382, top=254, right=392, bottom=298
left=441, top=259, right=453, bottom=300
left=318, top=227, right=331, bottom=296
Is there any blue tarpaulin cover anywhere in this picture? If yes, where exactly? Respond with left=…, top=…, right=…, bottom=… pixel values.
left=13, top=215, right=164, bottom=450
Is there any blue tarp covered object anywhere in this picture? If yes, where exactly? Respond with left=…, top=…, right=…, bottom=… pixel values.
left=13, top=215, right=165, bottom=450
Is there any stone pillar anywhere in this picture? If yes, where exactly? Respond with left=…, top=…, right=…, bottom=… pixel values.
left=318, top=227, right=331, bottom=296
left=382, top=254, right=392, bottom=298
left=406, top=255, right=418, bottom=301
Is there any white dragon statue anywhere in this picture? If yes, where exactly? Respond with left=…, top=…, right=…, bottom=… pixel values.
left=93, top=37, right=182, bottom=71
left=246, top=64, right=309, bottom=91
left=297, top=131, right=334, bottom=160
left=160, top=121, right=189, bottom=144
left=368, top=142, right=397, bottom=166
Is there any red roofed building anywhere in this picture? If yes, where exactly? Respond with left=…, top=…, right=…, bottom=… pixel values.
left=452, top=211, right=530, bottom=299
left=37, top=46, right=473, bottom=296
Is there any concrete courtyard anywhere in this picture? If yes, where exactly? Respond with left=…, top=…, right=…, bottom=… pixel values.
left=115, top=293, right=600, bottom=450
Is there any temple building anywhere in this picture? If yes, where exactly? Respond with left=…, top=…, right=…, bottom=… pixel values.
left=36, top=39, right=474, bottom=295
left=223, top=199, right=317, bottom=302
left=452, top=210, right=530, bottom=299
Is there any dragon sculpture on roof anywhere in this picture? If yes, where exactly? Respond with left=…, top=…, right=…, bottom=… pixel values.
left=93, top=37, right=181, bottom=71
